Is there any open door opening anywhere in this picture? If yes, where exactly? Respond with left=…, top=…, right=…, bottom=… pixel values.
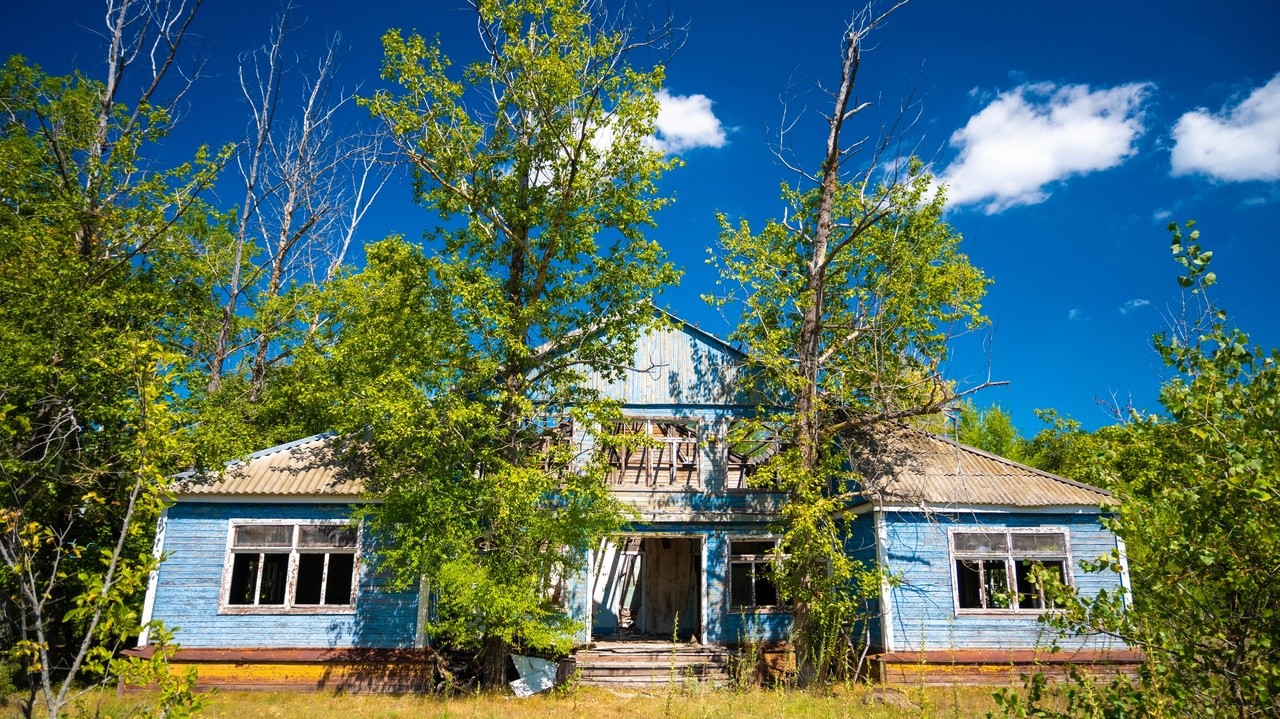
left=590, top=536, right=702, bottom=641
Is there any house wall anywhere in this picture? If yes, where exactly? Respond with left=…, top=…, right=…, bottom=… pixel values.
left=583, top=322, right=749, bottom=406
left=881, top=509, right=1127, bottom=654
left=151, top=502, right=419, bottom=649
left=570, top=327, right=794, bottom=645
left=842, top=514, right=884, bottom=652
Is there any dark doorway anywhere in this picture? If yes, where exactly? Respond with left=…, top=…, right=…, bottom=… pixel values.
left=591, top=536, right=702, bottom=640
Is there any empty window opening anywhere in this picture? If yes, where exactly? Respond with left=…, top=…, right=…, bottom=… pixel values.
left=728, top=538, right=787, bottom=612
left=607, top=419, right=699, bottom=488
left=952, top=530, right=1070, bottom=614
left=224, top=522, right=359, bottom=612
left=726, top=421, right=787, bottom=491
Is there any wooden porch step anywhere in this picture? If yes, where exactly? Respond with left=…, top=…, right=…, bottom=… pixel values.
left=573, top=642, right=736, bottom=687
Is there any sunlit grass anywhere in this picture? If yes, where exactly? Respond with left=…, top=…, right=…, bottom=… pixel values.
left=53, top=683, right=1012, bottom=719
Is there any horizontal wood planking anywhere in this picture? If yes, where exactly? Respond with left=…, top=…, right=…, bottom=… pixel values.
left=152, top=502, right=419, bottom=649
left=882, top=511, right=1128, bottom=653
left=131, top=660, right=437, bottom=693
left=872, top=649, right=1143, bottom=686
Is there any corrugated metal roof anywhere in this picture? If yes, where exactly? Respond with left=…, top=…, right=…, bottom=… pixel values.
left=175, top=424, right=1111, bottom=508
left=850, top=425, right=1113, bottom=507
left=174, top=433, right=365, bottom=497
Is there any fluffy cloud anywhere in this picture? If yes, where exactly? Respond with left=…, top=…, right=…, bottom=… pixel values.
left=1119, top=299, right=1151, bottom=315
left=939, top=82, right=1150, bottom=213
left=1170, top=73, right=1280, bottom=182
left=653, top=90, right=727, bottom=153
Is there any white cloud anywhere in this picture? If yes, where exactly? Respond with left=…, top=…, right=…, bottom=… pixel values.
left=653, top=90, right=727, bottom=153
left=1119, top=299, right=1151, bottom=315
left=1170, top=73, right=1280, bottom=182
left=1153, top=208, right=1172, bottom=221
left=939, top=82, right=1150, bottom=213
left=1068, top=307, right=1083, bottom=321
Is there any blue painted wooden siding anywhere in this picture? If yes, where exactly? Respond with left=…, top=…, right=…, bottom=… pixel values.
left=584, top=324, right=749, bottom=407
left=842, top=515, right=884, bottom=651
left=152, top=502, right=419, bottom=649
left=882, top=510, right=1127, bottom=653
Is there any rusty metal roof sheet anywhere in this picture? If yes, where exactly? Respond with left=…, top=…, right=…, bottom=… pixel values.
left=174, top=433, right=365, bottom=497
left=850, top=425, right=1113, bottom=507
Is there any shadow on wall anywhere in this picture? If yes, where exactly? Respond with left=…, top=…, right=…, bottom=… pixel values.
left=326, top=531, right=420, bottom=651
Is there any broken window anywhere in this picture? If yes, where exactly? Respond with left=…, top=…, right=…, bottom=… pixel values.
left=607, top=419, right=699, bottom=488
left=223, top=522, right=359, bottom=612
left=728, top=538, right=787, bottom=612
left=529, top=415, right=574, bottom=471
left=952, top=530, right=1070, bottom=613
left=725, top=421, right=787, bottom=491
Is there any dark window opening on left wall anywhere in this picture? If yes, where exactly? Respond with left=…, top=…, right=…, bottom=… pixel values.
left=224, top=523, right=359, bottom=611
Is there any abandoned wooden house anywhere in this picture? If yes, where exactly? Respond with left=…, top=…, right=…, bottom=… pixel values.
left=131, top=317, right=1139, bottom=690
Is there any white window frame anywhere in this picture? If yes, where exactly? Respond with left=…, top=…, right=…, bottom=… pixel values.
left=726, top=534, right=790, bottom=614
left=219, top=518, right=361, bottom=615
left=948, top=526, right=1074, bottom=616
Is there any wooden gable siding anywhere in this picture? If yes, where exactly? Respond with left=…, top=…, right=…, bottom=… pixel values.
left=152, top=502, right=419, bottom=649
left=881, top=510, right=1126, bottom=654
left=583, top=324, right=748, bottom=407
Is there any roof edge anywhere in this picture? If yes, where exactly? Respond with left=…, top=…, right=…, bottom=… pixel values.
left=919, top=428, right=1113, bottom=498
left=241, top=431, right=337, bottom=462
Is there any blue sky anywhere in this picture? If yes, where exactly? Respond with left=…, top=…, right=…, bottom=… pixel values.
left=5, top=0, right=1279, bottom=434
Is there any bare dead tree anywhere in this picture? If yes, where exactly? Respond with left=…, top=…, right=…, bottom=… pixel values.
left=206, top=10, right=390, bottom=398
left=708, top=0, right=1006, bottom=685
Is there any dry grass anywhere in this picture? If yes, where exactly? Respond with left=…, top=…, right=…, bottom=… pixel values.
left=52, top=683, right=1009, bottom=719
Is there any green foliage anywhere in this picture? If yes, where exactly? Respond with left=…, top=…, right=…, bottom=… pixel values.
left=322, top=0, right=681, bottom=683
left=112, top=624, right=214, bottom=719
left=953, top=401, right=1023, bottom=461
left=708, top=166, right=990, bottom=680
left=708, top=170, right=989, bottom=415
left=0, top=49, right=229, bottom=717
left=990, top=222, right=1280, bottom=719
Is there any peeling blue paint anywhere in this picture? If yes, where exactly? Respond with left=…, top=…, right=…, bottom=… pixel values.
left=151, top=322, right=1127, bottom=657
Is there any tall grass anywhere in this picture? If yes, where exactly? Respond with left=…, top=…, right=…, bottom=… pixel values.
left=71, top=685, right=1005, bottom=719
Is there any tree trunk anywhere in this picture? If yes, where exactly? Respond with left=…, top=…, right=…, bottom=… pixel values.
left=788, top=26, right=865, bottom=687
left=480, top=634, right=510, bottom=690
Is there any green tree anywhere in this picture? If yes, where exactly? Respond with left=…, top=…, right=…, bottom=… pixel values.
left=993, top=222, right=1280, bottom=719
left=0, top=2, right=231, bottom=715
left=705, top=4, right=994, bottom=683
left=953, top=401, right=1023, bottom=461
left=329, top=0, right=681, bottom=686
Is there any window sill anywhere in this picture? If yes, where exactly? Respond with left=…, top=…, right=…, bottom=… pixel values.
left=954, top=609, right=1057, bottom=618
left=219, top=605, right=357, bottom=616
left=729, top=607, right=793, bottom=615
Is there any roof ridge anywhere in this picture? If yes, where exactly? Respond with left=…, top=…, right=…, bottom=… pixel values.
left=913, top=426, right=1111, bottom=498
left=240, top=431, right=337, bottom=462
